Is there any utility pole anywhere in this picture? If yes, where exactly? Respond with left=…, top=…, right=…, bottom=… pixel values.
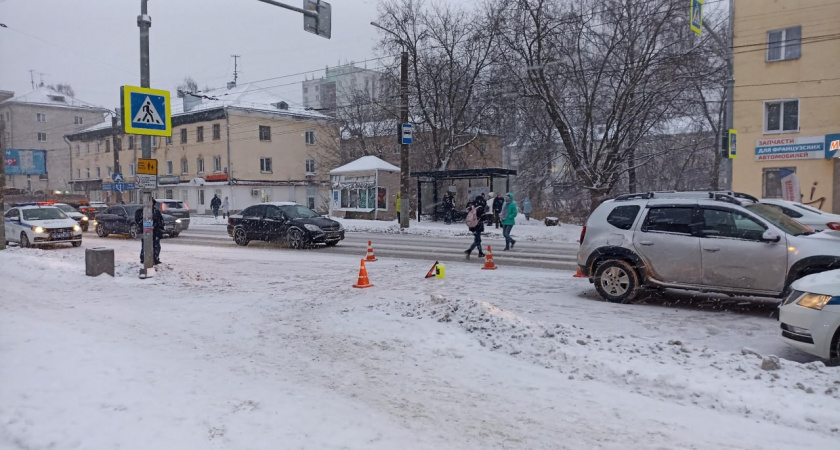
left=138, top=0, right=154, bottom=272
left=399, top=51, right=409, bottom=228
left=112, top=115, right=123, bottom=204
left=1, top=118, right=6, bottom=250
left=28, top=70, right=35, bottom=90
left=231, top=55, right=240, bottom=85
left=702, top=0, right=734, bottom=190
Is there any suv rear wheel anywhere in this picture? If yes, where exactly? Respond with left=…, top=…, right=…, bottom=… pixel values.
left=594, top=259, right=639, bottom=303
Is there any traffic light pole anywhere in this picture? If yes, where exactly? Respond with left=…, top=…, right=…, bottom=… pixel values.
left=112, top=116, right=123, bottom=204
left=399, top=51, right=409, bottom=229
left=139, top=0, right=154, bottom=275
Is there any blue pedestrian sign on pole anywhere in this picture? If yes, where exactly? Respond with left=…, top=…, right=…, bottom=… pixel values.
left=401, top=123, right=413, bottom=145
left=690, top=0, right=703, bottom=36
left=112, top=173, right=124, bottom=183
left=120, top=85, right=172, bottom=137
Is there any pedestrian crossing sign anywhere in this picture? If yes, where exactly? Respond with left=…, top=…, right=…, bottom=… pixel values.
left=121, top=85, right=172, bottom=137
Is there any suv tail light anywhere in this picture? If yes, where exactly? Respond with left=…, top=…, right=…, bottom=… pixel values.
left=184, top=202, right=189, bottom=211
left=579, top=226, right=587, bottom=245
left=160, top=203, right=166, bottom=212
left=827, top=222, right=840, bottom=231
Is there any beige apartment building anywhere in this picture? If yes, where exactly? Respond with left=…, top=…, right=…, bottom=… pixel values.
left=1, top=87, right=108, bottom=194
left=65, top=83, right=336, bottom=213
left=732, top=0, right=840, bottom=213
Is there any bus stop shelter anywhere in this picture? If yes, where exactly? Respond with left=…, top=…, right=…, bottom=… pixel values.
left=410, top=168, right=517, bottom=221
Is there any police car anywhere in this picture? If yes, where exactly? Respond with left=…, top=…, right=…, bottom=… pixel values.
left=3, top=204, right=83, bottom=248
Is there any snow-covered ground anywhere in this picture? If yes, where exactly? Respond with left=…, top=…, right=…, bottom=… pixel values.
left=191, top=214, right=582, bottom=243
left=1, top=239, right=838, bottom=449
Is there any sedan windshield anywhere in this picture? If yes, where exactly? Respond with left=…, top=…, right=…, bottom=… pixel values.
left=22, top=208, right=68, bottom=221
left=745, top=204, right=812, bottom=236
left=281, top=205, right=320, bottom=219
left=56, top=204, right=78, bottom=213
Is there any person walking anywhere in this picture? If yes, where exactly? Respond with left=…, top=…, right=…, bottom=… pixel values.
left=135, top=200, right=165, bottom=265
left=474, top=192, right=487, bottom=217
left=443, top=191, right=455, bottom=224
left=221, top=196, right=230, bottom=219
left=500, top=192, right=518, bottom=251
left=395, top=191, right=402, bottom=224
left=463, top=204, right=485, bottom=259
left=210, top=194, right=222, bottom=219
left=523, top=198, right=532, bottom=221
left=492, top=192, right=505, bottom=229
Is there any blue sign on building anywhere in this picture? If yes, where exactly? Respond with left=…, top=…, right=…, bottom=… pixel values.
left=4, top=149, right=47, bottom=175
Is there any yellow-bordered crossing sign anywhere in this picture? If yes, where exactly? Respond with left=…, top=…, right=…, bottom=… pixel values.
left=690, top=0, right=703, bottom=36
left=121, top=85, right=172, bottom=137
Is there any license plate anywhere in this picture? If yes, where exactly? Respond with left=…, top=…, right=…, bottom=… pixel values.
left=326, top=232, right=340, bottom=239
left=53, top=232, right=69, bottom=239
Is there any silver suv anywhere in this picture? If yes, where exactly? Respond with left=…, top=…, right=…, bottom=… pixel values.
left=577, top=191, right=840, bottom=303
left=155, top=198, right=190, bottom=231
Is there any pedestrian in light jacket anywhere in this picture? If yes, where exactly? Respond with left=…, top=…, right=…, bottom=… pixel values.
left=500, top=193, right=517, bottom=250
left=222, top=197, right=230, bottom=219
left=523, top=198, right=532, bottom=221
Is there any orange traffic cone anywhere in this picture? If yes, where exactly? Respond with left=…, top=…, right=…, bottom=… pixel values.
left=353, top=259, right=374, bottom=288
left=573, top=267, right=586, bottom=278
left=365, top=240, right=378, bottom=262
left=481, top=245, right=497, bottom=270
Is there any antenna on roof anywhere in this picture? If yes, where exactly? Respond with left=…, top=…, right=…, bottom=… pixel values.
left=29, top=70, right=35, bottom=90
left=230, top=54, right=241, bottom=88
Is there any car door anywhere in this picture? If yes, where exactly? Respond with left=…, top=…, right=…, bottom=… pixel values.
left=264, top=206, right=288, bottom=241
left=697, top=206, right=788, bottom=293
left=241, top=205, right=267, bottom=240
left=113, top=206, right=129, bottom=233
left=632, top=205, right=703, bottom=285
left=4, top=208, right=20, bottom=243
left=98, top=207, right=116, bottom=232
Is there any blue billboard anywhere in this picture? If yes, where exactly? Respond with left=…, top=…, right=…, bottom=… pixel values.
left=5, top=149, right=47, bottom=175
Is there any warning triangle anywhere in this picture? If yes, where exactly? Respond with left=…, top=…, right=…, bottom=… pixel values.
left=425, top=261, right=439, bottom=279
left=133, top=96, right=163, bottom=125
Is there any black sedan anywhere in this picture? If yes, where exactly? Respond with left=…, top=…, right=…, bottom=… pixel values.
left=227, top=202, right=344, bottom=248
left=95, top=204, right=181, bottom=238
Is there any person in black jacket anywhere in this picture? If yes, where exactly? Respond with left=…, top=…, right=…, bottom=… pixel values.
left=442, top=191, right=455, bottom=224
left=210, top=194, right=222, bottom=219
left=492, top=193, right=505, bottom=229
left=473, top=193, right=487, bottom=217
left=134, top=200, right=165, bottom=265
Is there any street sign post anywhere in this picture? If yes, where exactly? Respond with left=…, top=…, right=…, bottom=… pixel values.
left=401, top=123, right=413, bottom=145
left=121, top=85, right=172, bottom=137
left=303, top=0, right=332, bottom=39
left=690, top=0, right=703, bottom=36
left=136, top=158, right=158, bottom=190
left=137, top=158, right=157, bottom=175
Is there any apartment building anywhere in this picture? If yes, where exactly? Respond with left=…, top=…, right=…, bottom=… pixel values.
left=0, top=87, right=108, bottom=194
left=65, top=83, right=336, bottom=213
left=731, top=0, right=840, bottom=213
left=302, top=62, right=389, bottom=117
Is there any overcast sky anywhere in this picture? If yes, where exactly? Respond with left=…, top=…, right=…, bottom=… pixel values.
left=0, top=0, right=388, bottom=109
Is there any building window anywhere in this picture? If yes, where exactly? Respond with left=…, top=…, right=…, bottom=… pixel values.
left=181, top=159, right=189, bottom=174
left=214, top=156, right=222, bottom=172
left=166, top=160, right=173, bottom=175
left=764, top=99, right=799, bottom=133
left=762, top=167, right=796, bottom=198
left=76, top=169, right=81, bottom=179
left=259, top=126, right=271, bottom=141
left=166, top=136, right=173, bottom=145
left=260, top=157, right=272, bottom=173
left=74, top=116, right=83, bottom=125
left=213, top=123, right=221, bottom=140
left=304, top=87, right=309, bottom=93
left=86, top=168, right=90, bottom=179
left=129, top=136, right=135, bottom=149
left=197, top=157, right=205, bottom=174
left=96, top=141, right=100, bottom=153
left=96, top=167, right=101, bottom=178
left=198, top=189, right=205, bottom=206
left=767, top=26, right=801, bottom=62
left=105, top=140, right=111, bottom=153
left=196, top=126, right=204, bottom=142
left=129, top=163, right=135, bottom=176
left=37, top=132, right=47, bottom=142
left=315, top=85, right=319, bottom=91
left=75, top=145, right=80, bottom=156
left=338, top=187, right=382, bottom=210
left=180, top=128, right=187, bottom=144
left=165, top=189, right=173, bottom=199
left=107, top=166, right=112, bottom=177
left=36, top=113, right=46, bottom=122
left=307, top=186, right=318, bottom=210
left=305, top=130, right=316, bottom=145
left=305, top=158, right=316, bottom=174
left=86, top=143, right=90, bottom=154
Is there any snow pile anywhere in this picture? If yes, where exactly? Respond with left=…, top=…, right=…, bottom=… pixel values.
left=372, top=294, right=840, bottom=436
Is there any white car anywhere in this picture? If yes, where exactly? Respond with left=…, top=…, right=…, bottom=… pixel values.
left=3, top=204, right=83, bottom=248
left=760, top=199, right=840, bottom=232
left=52, top=202, right=90, bottom=231
left=779, top=269, right=840, bottom=363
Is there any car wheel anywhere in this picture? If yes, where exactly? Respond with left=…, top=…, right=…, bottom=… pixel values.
left=288, top=228, right=306, bottom=249
left=233, top=228, right=249, bottom=246
left=593, top=259, right=639, bottom=303
left=72, top=241, right=82, bottom=247
left=325, top=240, right=339, bottom=247
left=20, top=232, right=30, bottom=248
left=96, top=223, right=109, bottom=237
left=129, top=224, right=140, bottom=239
left=169, top=232, right=180, bottom=238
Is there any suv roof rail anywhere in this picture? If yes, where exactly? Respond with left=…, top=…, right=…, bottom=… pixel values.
left=613, top=190, right=759, bottom=203
left=731, top=192, right=759, bottom=203
left=613, top=192, right=655, bottom=201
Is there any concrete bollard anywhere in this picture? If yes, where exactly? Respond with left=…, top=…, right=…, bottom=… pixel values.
left=86, top=247, right=115, bottom=277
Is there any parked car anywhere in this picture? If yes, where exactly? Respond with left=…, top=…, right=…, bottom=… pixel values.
left=52, top=203, right=90, bottom=231
left=759, top=199, right=840, bottom=232
left=227, top=202, right=344, bottom=248
left=155, top=199, right=190, bottom=231
left=95, top=204, right=181, bottom=238
left=577, top=191, right=840, bottom=303
left=3, top=204, right=83, bottom=247
left=71, top=200, right=108, bottom=222
left=779, top=269, right=840, bottom=364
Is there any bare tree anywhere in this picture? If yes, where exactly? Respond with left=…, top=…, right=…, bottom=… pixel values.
left=176, top=76, right=199, bottom=98
left=498, top=0, right=708, bottom=210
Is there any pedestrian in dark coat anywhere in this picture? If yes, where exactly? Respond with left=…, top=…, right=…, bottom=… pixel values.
left=210, top=194, right=222, bottom=219
left=135, top=200, right=165, bottom=265
left=492, top=193, right=505, bottom=229
left=443, top=191, right=455, bottom=224
left=473, top=193, right=487, bottom=217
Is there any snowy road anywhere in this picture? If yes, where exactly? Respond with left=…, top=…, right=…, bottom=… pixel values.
left=162, top=223, right=581, bottom=270
left=2, top=237, right=839, bottom=449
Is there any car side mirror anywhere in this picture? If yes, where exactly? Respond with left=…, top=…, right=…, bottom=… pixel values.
left=762, top=230, right=781, bottom=243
